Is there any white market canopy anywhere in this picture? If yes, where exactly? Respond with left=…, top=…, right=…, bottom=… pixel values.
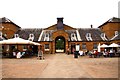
left=100, top=44, right=109, bottom=48
left=0, top=37, right=40, bottom=45
left=109, top=43, right=120, bottom=47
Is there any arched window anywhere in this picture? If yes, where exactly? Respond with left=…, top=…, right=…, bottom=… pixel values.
left=44, top=33, right=49, bottom=41
left=29, top=34, right=34, bottom=41
left=101, top=33, right=107, bottom=41
left=86, top=33, right=92, bottom=41
left=71, top=33, right=77, bottom=41
left=115, top=31, right=118, bottom=36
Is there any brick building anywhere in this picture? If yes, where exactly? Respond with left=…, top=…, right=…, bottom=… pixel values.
left=0, top=17, right=120, bottom=54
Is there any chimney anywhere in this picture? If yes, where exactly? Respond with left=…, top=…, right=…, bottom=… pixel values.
left=57, top=17, right=64, bottom=30
left=91, top=25, right=93, bottom=28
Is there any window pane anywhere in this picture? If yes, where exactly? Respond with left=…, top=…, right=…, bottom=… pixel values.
left=82, top=43, right=86, bottom=49
left=93, top=43, right=97, bottom=49
left=45, top=44, right=49, bottom=49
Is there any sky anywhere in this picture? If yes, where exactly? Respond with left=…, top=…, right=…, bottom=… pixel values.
left=0, top=0, right=119, bottom=28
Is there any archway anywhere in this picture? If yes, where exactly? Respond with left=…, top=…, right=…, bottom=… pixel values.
left=55, top=36, right=66, bottom=53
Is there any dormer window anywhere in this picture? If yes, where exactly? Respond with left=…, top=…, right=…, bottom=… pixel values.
left=71, top=33, right=74, bottom=37
left=44, top=33, right=49, bottom=41
left=14, top=34, right=19, bottom=38
left=86, top=33, right=91, bottom=37
left=115, top=31, right=118, bottom=36
left=45, top=34, right=49, bottom=37
left=101, top=33, right=105, bottom=37
left=86, top=33, right=92, bottom=41
left=101, top=33, right=107, bottom=41
left=28, top=34, right=34, bottom=41
left=71, top=33, right=77, bottom=41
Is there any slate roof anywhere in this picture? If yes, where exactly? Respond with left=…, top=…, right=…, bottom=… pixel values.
left=98, top=17, right=120, bottom=28
left=108, top=17, right=120, bottom=22
left=111, top=32, right=120, bottom=41
left=16, top=27, right=108, bottom=42
left=78, top=28, right=108, bottom=41
left=4, top=17, right=118, bottom=42
left=40, top=30, right=54, bottom=41
left=16, top=28, right=42, bottom=42
left=65, top=30, right=77, bottom=41
left=0, top=17, right=21, bottom=28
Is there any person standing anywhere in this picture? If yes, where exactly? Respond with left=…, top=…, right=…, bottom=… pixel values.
left=38, top=46, right=44, bottom=60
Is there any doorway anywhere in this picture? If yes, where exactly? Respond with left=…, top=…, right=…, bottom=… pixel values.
left=55, top=36, right=65, bottom=53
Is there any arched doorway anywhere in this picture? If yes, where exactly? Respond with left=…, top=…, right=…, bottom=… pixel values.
left=55, top=36, right=66, bottom=53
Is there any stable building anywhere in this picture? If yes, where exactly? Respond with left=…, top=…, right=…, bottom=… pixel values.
left=0, top=17, right=120, bottom=54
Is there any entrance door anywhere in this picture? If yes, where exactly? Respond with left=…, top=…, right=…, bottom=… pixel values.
left=55, top=36, right=65, bottom=53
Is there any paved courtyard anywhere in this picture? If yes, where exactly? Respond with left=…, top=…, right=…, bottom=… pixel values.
left=1, top=53, right=119, bottom=78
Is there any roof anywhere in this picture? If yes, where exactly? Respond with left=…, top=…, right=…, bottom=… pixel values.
left=111, top=32, right=120, bottom=41
left=44, top=24, right=76, bottom=30
left=16, top=28, right=42, bottom=42
left=78, top=28, right=108, bottom=41
left=0, top=17, right=21, bottom=28
left=15, top=27, right=109, bottom=42
left=98, top=17, right=120, bottom=28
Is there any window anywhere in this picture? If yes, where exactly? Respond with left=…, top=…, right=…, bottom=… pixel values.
left=71, top=33, right=77, bottom=41
left=29, top=34, right=34, bottom=41
left=44, top=33, right=49, bottom=41
left=86, top=33, right=91, bottom=37
left=30, top=34, right=34, bottom=37
left=23, top=45, right=27, bottom=49
left=44, top=44, right=49, bottom=51
left=14, top=34, right=19, bottom=38
left=115, top=31, right=118, bottom=36
left=86, top=33, right=92, bottom=41
left=101, top=33, right=107, bottom=41
left=71, top=34, right=74, bottom=37
left=93, top=43, right=97, bottom=49
left=101, top=33, right=105, bottom=37
left=45, top=34, right=49, bottom=37
left=82, top=43, right=86, bottom=49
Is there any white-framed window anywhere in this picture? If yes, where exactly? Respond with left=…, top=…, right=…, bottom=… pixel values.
left=101, top=33, right=105, bottom=38
left=71, top=33, right=77, bottom=41
left=86, top=33, right=92, bottom=41
left=14, top=34, right=19, bottom=38
left=44, top=44, right=49, bottom=51
left=115, top=31, right=118, bottom=36
left=44, top=33, right=49, bottom=41
left=101, top=33, right=107, bottom=41
left=28, top=34, right=34, bottom=41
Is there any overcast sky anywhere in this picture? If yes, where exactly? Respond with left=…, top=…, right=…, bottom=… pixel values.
left=0, top=0, right=119, bottom=28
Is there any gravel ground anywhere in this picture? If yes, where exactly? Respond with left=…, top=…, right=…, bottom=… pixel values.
left=1, top=54, right=119, bottom=78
